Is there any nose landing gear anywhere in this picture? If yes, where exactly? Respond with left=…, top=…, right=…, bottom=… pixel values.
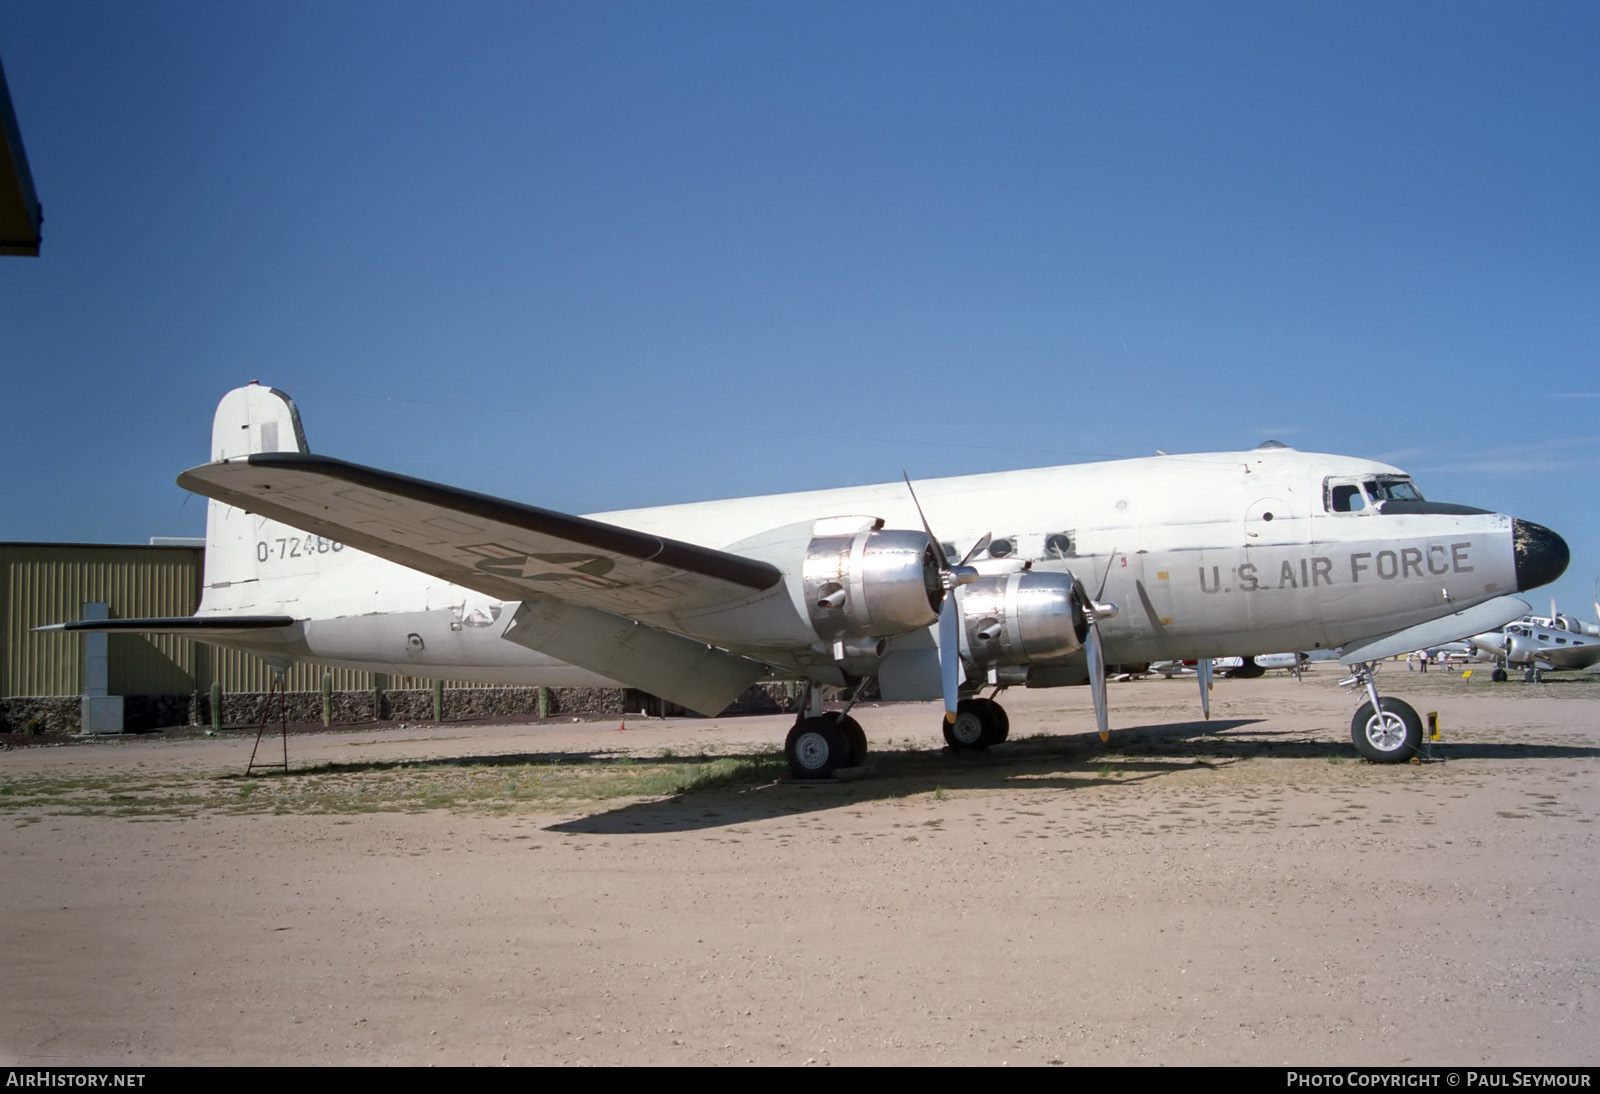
left=1343, top=661, right=1424, bottom=763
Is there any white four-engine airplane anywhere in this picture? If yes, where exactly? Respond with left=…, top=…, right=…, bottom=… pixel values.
left=47, top=383, right=1570, bottom=771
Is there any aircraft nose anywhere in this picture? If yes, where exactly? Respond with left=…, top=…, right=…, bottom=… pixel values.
left=1513, top=519, right=1569, bottom=592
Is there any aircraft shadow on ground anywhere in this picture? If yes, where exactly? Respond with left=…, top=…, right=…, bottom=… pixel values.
left=219, top=750, right=645, bottom=779
left=1405, top=741, right=1600, bottom=760
left=1099, top=721, right=1600, bottom=763
left=546, top=717, right=1294, bottom=834
left=221, top=718, right=1600, bottom=831
left=545, top=718, right=1600, bottom=835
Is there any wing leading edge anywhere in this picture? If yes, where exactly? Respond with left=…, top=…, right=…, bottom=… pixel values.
left=177, top=453, right=783, bottom=617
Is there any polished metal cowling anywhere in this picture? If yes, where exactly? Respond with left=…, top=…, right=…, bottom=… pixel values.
left=959, top=571, right=1087, bottom=668
left=803, top=530, right=942, bottom=642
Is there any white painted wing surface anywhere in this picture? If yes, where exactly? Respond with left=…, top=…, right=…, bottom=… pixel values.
left=177, top=453, right=783, bottom=617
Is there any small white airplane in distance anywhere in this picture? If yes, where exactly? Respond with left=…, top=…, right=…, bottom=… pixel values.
left=46, top=383, right=1570, bottom=769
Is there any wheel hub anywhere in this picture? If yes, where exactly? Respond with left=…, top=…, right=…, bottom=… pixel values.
left=951, top=712, right=985, bottom=745
left=1365, top=712, right=1407, bottom=752
left=794, top=731, right=830, bottom=771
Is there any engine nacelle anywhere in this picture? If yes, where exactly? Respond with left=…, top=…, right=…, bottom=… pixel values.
left=712, top=517, right=942, bottom=654
left=958, top=571, right=1088, bottom=669
left=803, top=526, right=942, bottom=643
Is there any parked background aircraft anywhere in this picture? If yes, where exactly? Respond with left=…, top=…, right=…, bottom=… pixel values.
left=1548, top=587, right=1600, bottom=638
left=47, top=384, right=1569, bottom=770
left=1463, top=611, right=1600, bottom=682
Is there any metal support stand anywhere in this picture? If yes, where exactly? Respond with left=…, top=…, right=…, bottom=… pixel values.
left=1421, top=710, right=1439, bottom=762
left=246, top=672, right=290, bottom=776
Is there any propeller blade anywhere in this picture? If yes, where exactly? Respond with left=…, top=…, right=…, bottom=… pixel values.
left=939, top=594, right=961, bottom=722
left=1087, top=621, right=1109, bottom=742
left=902, top=473, right=992, bottom=723
left=1197, top=657, right=1213, bottom=720
left=1095, top=547, right=1118, bottom=602
left=902, top=473, right=943, bottom=558
left=958, top=533, right=993, bottom=568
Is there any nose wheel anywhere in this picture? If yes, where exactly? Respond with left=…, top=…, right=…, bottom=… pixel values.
left=1350, top=696, right=1423, bottom=762
left=1342, top=660, right=1423, bottom=762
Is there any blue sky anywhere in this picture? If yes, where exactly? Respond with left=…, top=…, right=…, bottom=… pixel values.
left=3, top=2, right=1598, bottom=616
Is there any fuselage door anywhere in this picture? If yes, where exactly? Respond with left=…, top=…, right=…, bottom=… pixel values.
left=1244, top=497, right=1289, bottom=541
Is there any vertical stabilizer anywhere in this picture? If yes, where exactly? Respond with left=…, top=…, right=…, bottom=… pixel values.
left=195, top=383, right=429, bottom=619
left=200, top=384, right=313, bottom=613
left=211, top=382, right=307, bottom=461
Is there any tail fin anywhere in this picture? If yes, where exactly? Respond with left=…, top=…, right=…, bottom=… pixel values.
left=210, top=381, right=308, bottom=462
left=199, top=383, right=317, bottom=613
left=196, top=383, right=428, bottom=620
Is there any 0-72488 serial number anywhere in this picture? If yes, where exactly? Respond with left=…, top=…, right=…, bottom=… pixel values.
left=256, top=536, right=344, bottom=562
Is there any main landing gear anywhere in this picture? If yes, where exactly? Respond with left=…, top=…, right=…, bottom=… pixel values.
left=783, top=682, right=871, bottom=779
left=942, top=696, right=1010, bottom=750
left=1343, top=660, right=1423, bottom=763
left=784, top=711, right=868, bottom=779
left=781, top=685, right=1016, bottom=778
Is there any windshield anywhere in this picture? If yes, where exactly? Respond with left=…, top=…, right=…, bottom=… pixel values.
left=1363, top=477, right=1425, bottom=503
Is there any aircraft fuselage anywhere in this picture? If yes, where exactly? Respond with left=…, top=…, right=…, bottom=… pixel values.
left=202, top=445, right=1543, bottom=688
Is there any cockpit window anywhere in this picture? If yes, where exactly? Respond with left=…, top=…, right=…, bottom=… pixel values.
left=1326, top=475, right=1424, bottom=513
left=1329, top=483, right=1367, bottom=512
left=1365, top=477, right=1425, bottom=503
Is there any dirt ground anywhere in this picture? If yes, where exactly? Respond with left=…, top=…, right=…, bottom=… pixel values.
left=2, top=668, right=1596, bottom=1066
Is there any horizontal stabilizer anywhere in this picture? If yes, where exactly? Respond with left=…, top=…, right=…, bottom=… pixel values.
left=36, top=616, right=297, bottom=636
left=177, top=453, right=782, bottom=617
left=1339, top=596, right=1529, bottom=665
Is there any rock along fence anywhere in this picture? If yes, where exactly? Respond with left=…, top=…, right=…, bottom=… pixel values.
left=0, top=682, right=806, bottom=735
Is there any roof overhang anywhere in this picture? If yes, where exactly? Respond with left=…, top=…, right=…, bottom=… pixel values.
left=0, top=53, right=42, bottom=257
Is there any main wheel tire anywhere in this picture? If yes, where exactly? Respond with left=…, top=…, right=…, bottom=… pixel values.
left=835, top=713, right=869, bottom=767
left=965, top=697, right=1010, bottom=742
left=785, top=717, right=849, bottom=779
left=1350, top=696, right=1423, bottom=763
left=981, top=699, right=1010, bottom=743
left=1491, top=668, right=1508, bottom=682
left=943, top=698, right=1004, bottom=750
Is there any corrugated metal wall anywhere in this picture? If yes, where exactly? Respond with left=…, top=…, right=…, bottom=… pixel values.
left=3, top=544, right=481, bottom=697
left=3, top=544, right=200, bottom=697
